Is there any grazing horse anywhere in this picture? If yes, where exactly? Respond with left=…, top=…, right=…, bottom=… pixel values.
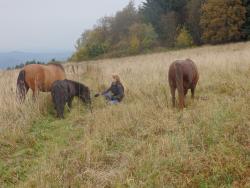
left=16, top=63, right=66, bottom=101
left=51, top=79, right=91, bottom=118
left=168, top=59, right=199, bottom=109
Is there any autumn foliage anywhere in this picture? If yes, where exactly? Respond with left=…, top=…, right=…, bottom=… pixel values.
left=71, top=0, right=250, bottom=61
left=200, top=0, right=246, bottom=44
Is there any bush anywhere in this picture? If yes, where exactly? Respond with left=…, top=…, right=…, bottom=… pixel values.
left=87, top=43, right=107, bottom=58
left=71, top=47, right=89, bottom=61
left=129, top=35, right=140, bottom=54
left=129, top=23, right=158, bottom=53
left=175, top=27, right=194, bottom=48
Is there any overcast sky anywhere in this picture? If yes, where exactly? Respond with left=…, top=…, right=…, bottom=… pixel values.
left=0, top=0, right=144, bottom=52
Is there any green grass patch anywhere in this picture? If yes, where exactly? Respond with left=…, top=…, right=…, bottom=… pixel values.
left=0, top=108, right=87, bottom=187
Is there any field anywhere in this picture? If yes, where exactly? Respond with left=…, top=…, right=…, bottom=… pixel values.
left=0, top=42, right=249, bottom=187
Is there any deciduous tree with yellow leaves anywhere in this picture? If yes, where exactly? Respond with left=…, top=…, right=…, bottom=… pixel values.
left=200, top=0, right=246, bottom=44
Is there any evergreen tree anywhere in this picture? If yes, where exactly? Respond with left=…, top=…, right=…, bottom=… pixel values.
left=242, top=0, right=250, bottom=39
left=186, top=0, right=204, bottom=45
left=161, top=12, right=178, bottom=47
left=140, top=0, right=187, bottom=45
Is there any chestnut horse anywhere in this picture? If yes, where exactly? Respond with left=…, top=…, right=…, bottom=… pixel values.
left=168, top=59, right=199, bottom=109
left=16, top=63, right=66, bottom=101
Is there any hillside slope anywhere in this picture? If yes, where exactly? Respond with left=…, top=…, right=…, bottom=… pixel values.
left=0, top=43, right=249, bottom=187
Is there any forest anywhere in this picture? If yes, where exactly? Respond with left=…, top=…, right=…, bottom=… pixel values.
left=71, top=0, right=250, bottom=61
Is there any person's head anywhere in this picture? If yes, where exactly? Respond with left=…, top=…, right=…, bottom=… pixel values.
left=112, top=74, right=120, bottom=83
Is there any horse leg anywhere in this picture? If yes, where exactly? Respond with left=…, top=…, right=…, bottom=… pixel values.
left=32, top=89, right=39, bottom=101
left=177, top=87, right=185, bottom=109
left=19, top=86, right=29, bottom=102
left=170, top=87, right=176, bottom=107
left=67, top=97, right=74, bottom=110
left=191, top=86, right=196, bottom=99
left=183, top=88, right=189, bottom=107
left=31, top=89, right=35, bottom=101
left=22, top=87, right=29, bottom=102
left=55, top=103, right=63, bottom=118
left=58, top=104, right=65, bottom=119
left=184, top=88, right=188, bottom=96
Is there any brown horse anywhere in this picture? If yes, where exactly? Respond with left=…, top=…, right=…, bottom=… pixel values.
left=16, top=63, right=66, bottom=101
left=51, top=79, right=92, bottom=118
left=168, top=59, right=199, bottom=109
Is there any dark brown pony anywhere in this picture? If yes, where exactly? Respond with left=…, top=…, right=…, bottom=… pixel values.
left=51, top=79, right=91, bottom=118
left=16, top=63, right=66, bottom=101
left=168, top=59, right=199, bottom=109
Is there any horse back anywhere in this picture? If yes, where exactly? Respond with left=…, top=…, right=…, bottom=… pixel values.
left=23, top=64, right=66, bottom=92
left=168, top=59, right=199, bottom=88
left=43, top=65, right=66, bottom=91
left=51, top=80, right=76, bottom=102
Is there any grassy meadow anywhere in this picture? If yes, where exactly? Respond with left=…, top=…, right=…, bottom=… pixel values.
left=0, top=42, right=249, bottom=187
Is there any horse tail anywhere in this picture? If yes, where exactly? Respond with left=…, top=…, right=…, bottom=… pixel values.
left=16, top=70, right=28, bottom=102
left=175, top=62, right=184, bottom=109
left=51, top=85, right=65, bottom=118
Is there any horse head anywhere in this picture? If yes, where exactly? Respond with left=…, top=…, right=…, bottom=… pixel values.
left=79, top=86, right=92, bottom=113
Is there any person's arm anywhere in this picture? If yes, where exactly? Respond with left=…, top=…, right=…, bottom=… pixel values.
left=101, top=84, right=112, bottom=95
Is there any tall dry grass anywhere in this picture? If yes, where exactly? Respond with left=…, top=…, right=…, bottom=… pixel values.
left=0, top=64, right=87, bottom=186
left=1, top=42, right=250, bottom=187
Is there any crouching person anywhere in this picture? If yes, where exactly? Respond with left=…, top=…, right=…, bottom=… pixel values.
left=97, top=74, right=124, bottom=104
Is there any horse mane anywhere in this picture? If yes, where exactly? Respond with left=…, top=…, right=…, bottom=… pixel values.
left=47, top=63, right=65, bottom=72
left=66, top=79, right=89, bottom=92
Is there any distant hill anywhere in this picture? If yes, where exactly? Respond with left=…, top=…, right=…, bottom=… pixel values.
left=0, top=51, right=72, bottom=69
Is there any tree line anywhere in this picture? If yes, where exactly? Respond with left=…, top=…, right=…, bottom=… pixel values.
left=6, top=60, right=45, bottom=70
left=6, top=59, right=61, bottom=70
left=71, top=0, right=250, bottom=61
